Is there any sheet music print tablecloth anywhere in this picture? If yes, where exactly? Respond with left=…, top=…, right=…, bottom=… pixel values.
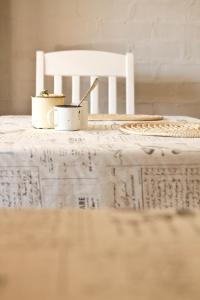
left=1, top=115, right=200, bottom=209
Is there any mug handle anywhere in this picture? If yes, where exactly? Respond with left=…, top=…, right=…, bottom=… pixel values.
left=47, top=109, right=54, bottom=127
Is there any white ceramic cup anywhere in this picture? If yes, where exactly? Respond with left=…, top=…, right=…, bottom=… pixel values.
left=48, top=105, right=81, bottom=131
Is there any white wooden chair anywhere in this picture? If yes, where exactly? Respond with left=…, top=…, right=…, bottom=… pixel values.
left=36, top=50, right=135, bottom=114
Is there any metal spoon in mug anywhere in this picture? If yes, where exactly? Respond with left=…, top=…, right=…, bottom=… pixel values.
left=77, top=78, right=99, bottom=107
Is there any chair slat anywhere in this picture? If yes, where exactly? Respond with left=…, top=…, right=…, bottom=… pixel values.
left=54, top=76, right=63, bottom=95
left=125, top=53, right=135, bottom=114
left=36, top=50, right=135, bottom=114
left=36, top=51, right=44, bottom=96
left=45, top=51, right=125, bottom=77
left=108, top=77, right=117, bottom=114
left=72, top=76, right=81, bottom=105
left=90, top=77, right=99, bottom=114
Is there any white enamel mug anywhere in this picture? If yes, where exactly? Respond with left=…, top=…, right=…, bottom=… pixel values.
left=48, top=105, right=81, bottom=131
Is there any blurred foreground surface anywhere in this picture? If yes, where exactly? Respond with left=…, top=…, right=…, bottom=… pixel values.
left=0, top=208, right=199, bottom=300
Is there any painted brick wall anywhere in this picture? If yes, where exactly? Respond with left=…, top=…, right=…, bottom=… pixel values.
left=1, top=0, right=200, bottom=116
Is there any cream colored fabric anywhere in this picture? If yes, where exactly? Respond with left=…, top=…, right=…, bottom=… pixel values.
left=0, top=209, right=200, bottom=300
left=0, top=115, right=200, bottom=208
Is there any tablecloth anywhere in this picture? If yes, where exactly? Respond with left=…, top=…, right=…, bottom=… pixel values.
left=0, top=208, right=200, bottom=300
left=0, top=115, right=200, bottom=209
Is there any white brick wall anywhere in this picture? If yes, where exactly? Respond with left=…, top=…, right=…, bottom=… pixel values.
left=0, top=0, right=200, bottom=116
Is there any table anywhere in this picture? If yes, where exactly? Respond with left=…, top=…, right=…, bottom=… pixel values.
left=0, top=115, right=200, bottom=209
left=0, top=208, right=200, bottom=300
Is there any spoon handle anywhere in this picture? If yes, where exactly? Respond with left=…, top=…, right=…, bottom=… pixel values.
left=78, top=78, right=99, bottom=107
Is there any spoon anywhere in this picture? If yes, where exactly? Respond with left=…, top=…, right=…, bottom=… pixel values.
left=77, top=78, right=99, bottom=107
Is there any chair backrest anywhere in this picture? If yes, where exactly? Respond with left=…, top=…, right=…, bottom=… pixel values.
left=36, top=50, right=135, bottom=114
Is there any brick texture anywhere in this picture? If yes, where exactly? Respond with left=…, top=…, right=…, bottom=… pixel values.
left=0, top=0, right=200, bottom=116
